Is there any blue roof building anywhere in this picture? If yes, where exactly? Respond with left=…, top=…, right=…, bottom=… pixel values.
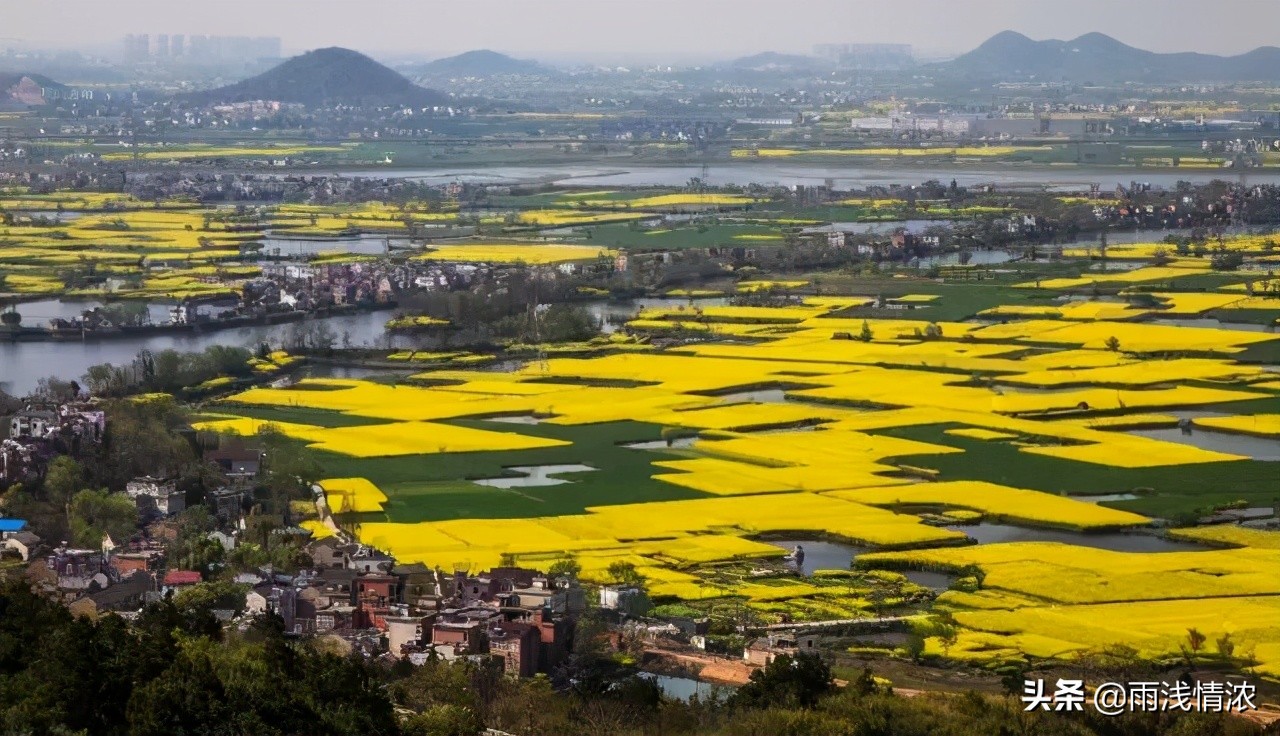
left=0, top=519, right=29, bottom=533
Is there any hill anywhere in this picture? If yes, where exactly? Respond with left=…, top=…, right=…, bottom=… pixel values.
left=189, top=47, right=447, bottom=107
left=418, top=50, right=550, bottom=77
left=945, top=31, right=1280, bottom=82
left=722, top=52, right=831, bottom=72
left=0, top=73, right=69, bottom=108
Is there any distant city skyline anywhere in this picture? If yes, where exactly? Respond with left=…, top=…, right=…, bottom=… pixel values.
left=6, top=0, right=1280, bottom=64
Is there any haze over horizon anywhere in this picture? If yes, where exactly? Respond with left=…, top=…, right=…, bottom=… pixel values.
left=8, top=0, right=1280, bottom=64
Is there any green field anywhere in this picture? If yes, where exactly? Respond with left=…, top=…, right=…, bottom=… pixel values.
left=309, top=419, right=710, bottom=522
left=876, top=423, right=1280, bottom=520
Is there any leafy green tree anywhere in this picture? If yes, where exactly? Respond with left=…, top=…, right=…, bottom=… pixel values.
left=547, top=555, right=582, bottom=579
left=731, top=652, right=834, bottom=709
left=172, top=581, right=247, bottom=620
left=68, top=489, right=138, bottom=547
left=42, top=456, right=84, bottom=510
left=126, top=648, right=232, bottom=736
left=1215, top=632, right=1236, bottom=660
left=394, top=659, right=484, bottom=736
left=606, top=560, right=644, bottom=587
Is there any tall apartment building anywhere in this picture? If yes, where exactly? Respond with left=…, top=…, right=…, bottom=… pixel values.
left=121, top=34, right=280, bottom=64
left=123, top=34, right=149, bottom=64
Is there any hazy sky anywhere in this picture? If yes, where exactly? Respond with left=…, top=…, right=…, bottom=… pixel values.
left=10, top=0, right=1280, bottom=62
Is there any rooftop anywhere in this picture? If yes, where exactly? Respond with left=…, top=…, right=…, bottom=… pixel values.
left=162, top=570, right=203, bottom=586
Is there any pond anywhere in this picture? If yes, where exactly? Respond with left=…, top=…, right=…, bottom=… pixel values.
left=760, top=538, right=954, bottom=591
left=472, top=464, right=597, bottom=488
left=1127, top=427, right=1280, bottom=461
left=584, top=297, right=731, bottom=334
left=712, top=388, right=789, bottom=404
left=762, top=522, right=1208, bottom=585
left=483, top=415, right=545, bottom=425
left=623, top=437, right=698, bottom=450
left=924, top=250, right=1014, bottom=267
left=1147, top=318, right=1276, bottom=334
left=1065, top=493, right=1140, bottom=504
left=639, top=673, right=729, bottom=701
left=947, top=522, right=1205, bottom=552
left=303, top=364, right=414, bottom=382
left=260, top=232, right=418, bottom=257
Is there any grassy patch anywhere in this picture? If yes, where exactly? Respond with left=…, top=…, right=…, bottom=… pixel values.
left=876, top=423, right=1279, bottom=520
left=318, top=420, right=710, bottom=522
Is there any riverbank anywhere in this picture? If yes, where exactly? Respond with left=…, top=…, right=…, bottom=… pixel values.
left=0, top=301, right=397, bottom=344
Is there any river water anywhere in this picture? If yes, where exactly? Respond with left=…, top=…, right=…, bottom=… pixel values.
left=0, top=296, right=725, bottom=395
left=323, top=162, right=1280, bottom=190
left=0, top=308, right=405, bottom=395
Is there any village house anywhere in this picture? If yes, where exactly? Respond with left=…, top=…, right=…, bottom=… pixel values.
left=393, top=562, right=451, bottom=608
left=308, top=537, right=352, bottom=569
left=161, top=570, right=202, bottom=594
left=488, top=622, right=539, bottom=677
left=110, top=549, right=163, bottom=576
left=79, top=570, right=156, bottom=616
left=206, top=486, right=251, bottom=522
left=598, top=585, right=649, bottom=616
left=8, top=409, right=57, bottom=439
left=245, top=583, right=316, bottom=635
left=384, top=614, right=431, bottom=658
left=125, top=476, right=186, bottom=517
left=3, top=531, right=42, bottom=562
left=431, top=619, right=486, bottom=656
left=204, top=444, right=263, bottom=479
left=744, top=634, right=799, bottom=667
left=46, top=546, right=109, bottom=591
left=0, top=439, right=46, bottom=486
left=208, top=529, right=238, bottom=551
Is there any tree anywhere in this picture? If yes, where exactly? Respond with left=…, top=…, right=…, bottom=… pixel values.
left=42, top=455, right=85, bottom=512
left=1104, top=335, right=1121, bottom=352
left=68, top=489, right=138, bottom=548
left=607, top=560, right=644, bottom=587
left=858, top=320, right=873, bottom=342
left=172, top=580, right=248, bottom=619
left=1184, top=627, right=1207, bottom=661
left=730, top=652, right=834, bottom=709
left=547, top=555, right=582, bottom=579
left=126, top=648, right=233, bottom=735
left=1214, top=632, right=1235, bottom=661
left=933, top=613, right=960, bottom=658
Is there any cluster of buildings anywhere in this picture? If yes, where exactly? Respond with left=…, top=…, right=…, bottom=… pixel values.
left=1, top=400, right=106, bottom=487
left=256, top=260, right=407, bottom=309
left=122, top=34, right=282, bottom=66
left=215, top=538, right=586, bottom=676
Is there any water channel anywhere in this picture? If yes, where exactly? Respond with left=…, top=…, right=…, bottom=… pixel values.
left=761, top=521, right=1208, bottom=591
left=325, top=162, right=1280, bottom=191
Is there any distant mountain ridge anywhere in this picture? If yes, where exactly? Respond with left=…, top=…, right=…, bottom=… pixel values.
left=0, top=72, right=68, bottom=108
left=722, top=52, right=831, bottom=72
left=417, top=50, right=550, bottom=77
left=946, top=31, right=1280, bottom=82
left=189, top=47, right=447, bottom=107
